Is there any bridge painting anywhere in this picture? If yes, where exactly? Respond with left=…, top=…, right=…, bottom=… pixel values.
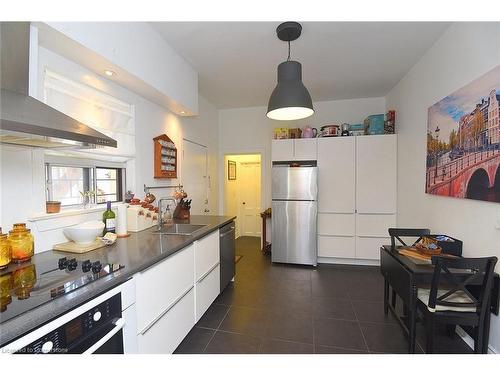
left=426, top=65, right=500, bottom=203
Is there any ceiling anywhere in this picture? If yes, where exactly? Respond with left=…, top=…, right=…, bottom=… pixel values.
left=151, top=22, right=450, bottom=109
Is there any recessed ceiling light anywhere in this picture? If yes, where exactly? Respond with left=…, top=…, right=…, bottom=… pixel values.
left=180, top=111, right=186, bottom=115
left=104, top=70, right=115, bottom=77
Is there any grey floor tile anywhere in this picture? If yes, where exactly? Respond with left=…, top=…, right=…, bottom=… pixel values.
left=352, top=300, right=397, bottom=325
left=173, top=327, right=214, bottom=354
left=315, top=345, right=368, bottom=354
left=218, top=306, right=269, bottom=337
left=196, top=303, right=230, bottom=329
left=313, top=296, right=356, bottom=320
left=313, top=318, right=367, bottom=351
left=360, top=322, right=410, bottom=354
left=204, top=331, right=262, bottom=354
left=261, top=338, right=314, bottom=354
left=264, top=311, right=314, bottom=344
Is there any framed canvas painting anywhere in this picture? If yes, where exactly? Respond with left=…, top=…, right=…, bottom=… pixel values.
left=228, top=160, right=236, bottom=180
left=426, top=65, right=500, bottom=203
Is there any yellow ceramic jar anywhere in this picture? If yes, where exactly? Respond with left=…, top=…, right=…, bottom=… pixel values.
left=9, top=223, right=34, bottom=263
left=0, top=229, right=11, bottom=269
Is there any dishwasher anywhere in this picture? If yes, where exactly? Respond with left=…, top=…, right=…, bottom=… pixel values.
left=219, top=221, right=235, bottom=291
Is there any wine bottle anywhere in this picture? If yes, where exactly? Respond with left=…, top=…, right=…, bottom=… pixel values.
left=102, top=201, right=116, bottom=235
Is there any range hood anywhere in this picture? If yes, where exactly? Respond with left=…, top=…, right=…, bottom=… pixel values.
left=0, top=22, right=117, bottom=149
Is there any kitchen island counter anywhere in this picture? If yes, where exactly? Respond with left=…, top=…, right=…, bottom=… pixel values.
left=0, top=215, right=235, bottom=347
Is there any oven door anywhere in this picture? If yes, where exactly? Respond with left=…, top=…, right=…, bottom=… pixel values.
left=78, top=317, right=125, bottom=354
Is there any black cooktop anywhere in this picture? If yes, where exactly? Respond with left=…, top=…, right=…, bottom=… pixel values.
left=0, top=256, right=124, bottom=324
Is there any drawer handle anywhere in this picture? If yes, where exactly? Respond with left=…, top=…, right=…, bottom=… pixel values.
left=139, top=285, right=194, bottom=335
left=220, top=230, right=234, bottom=238
left=197, top=262, right=219, bottom=283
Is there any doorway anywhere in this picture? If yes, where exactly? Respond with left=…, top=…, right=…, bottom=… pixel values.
left=223, top=154, right=262, bottom=238
left=182, top=139, right=209, bottom=215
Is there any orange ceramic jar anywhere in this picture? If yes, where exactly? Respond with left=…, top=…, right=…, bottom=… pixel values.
left=13, top=264, right=37, bottom=300
left=0, top=273, right=12, bottom=312
left=0, top=228, right=11, bottom=269
left=9, top=223, right=34, bottom=263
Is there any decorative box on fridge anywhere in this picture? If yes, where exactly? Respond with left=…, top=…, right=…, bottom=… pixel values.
left=364, top=114, right=385, bottom=135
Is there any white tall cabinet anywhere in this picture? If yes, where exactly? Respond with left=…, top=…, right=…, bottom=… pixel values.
left=317, top=134, right=397, bottom=262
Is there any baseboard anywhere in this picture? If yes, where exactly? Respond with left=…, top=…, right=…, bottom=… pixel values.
left=317, top=257, right=380, bottom=267
left=455, top=326, right=497, bottom=354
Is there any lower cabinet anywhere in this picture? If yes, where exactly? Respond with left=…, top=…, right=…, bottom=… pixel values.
left=318, top=236, right=355, bottom=259
left=137, top=288, right=195, bottom=354
left=195, top=264, right=220, bottom=321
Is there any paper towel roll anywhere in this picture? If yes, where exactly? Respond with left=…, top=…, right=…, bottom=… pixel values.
left=116, top=203, right=128, bottom=236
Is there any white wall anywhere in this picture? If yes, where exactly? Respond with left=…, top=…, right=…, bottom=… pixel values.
left=386, top=22, right=500, bottom=353
left=0, top=46, right=219, bottom=251
left=218, top=97, right=386, bottom=212
left=41, top=22, right=198, bottom=115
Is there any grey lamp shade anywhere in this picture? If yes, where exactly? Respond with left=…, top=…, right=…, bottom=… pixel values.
left=267, top=60, right=314, bottom=121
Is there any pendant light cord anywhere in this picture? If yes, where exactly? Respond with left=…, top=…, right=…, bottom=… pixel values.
left=287, top=41, right=291, bottom=61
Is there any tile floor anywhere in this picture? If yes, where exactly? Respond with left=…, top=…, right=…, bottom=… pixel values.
left=174, top=237, right=472, bottom=354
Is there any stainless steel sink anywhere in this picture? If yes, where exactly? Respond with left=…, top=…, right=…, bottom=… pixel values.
left=152, top=224, right=207, bottom=236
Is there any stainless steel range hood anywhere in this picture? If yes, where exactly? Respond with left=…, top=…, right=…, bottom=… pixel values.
left=0, top=22, right=117, bottom=149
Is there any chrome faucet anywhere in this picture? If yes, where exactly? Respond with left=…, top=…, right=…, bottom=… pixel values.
left=157, top=197, right=177, bottom=230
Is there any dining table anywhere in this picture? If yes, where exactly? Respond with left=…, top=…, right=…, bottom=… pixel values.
left=380, top=245, right=500, bottom=353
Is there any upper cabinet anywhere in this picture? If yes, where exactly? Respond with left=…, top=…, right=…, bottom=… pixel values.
left=271, top=139, right=317, bottom=161
left=356, top=135, right=397, bottom=214
left=317, top=137, right=356, bottom=213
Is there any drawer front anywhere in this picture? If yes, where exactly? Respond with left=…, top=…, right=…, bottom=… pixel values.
left=195, top=231, right=220, bottom=281
left=318, top=235, right=355, bottom=259
left=356, top=236, right=390, bottom=260
left=195, top=264, right=220, bottom=321
left=137, top=288, right=195, bottom=354
left=318, top=213, right=355, bottom=236
left=135, top=244, right=194, bottom=333
left=356, top=214, right=396, bottom=237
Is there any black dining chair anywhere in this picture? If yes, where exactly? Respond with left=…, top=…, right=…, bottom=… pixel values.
left=387, top=228, right=431, bottom=311
left=388, top=228, right=431, bottom=250
left=417, top=255, right=498, bottom=353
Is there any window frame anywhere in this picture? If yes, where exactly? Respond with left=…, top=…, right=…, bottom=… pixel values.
left=46, top=162, right=126, bottom=207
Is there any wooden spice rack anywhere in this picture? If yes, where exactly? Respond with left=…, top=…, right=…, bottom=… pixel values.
left=153, top=134, right=177, bottom=179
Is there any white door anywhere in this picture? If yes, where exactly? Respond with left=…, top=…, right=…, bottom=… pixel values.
left=182, top=139, right=209, bottom=215
left=239, top=162, right=261, bottom=236
left=356, top=135, right=397, bottom=214
left=317, top=137, right=356, bottom=213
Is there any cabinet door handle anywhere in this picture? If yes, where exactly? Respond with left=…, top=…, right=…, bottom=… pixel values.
left=197, top=262, right=219, bottom=283
left=139, top=285, right=194, bottom=335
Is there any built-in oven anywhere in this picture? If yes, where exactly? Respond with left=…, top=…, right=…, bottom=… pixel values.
left=1, top=281, right=136, bottom=354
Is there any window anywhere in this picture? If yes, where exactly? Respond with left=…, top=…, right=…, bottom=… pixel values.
left=46, top=164, right=124, bottom=207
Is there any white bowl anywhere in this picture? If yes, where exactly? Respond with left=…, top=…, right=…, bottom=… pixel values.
left=63, top=220, right=105, bottom=245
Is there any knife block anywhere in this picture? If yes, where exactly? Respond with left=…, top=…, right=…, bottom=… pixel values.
left=173, top=204, right=190, bottom=220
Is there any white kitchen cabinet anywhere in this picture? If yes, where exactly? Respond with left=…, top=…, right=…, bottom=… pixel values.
left=271, top=139, right=294, bottom=161
left=318, top=213, right=355, bottom=236
left=356, top=134, right=397, bottom=214
left=316, top=134, right=397, bottom=263
left=317, top=137, right=355, bottom=213
left=355, top=236, right=389, bottom=260
left=271, top=139, right=317, bottom=161
left=318, top=236, right=355, bottom=259
left=137, top=288, right=195, bottom=354
left=195, top=264, right=220, bottom=321
left=135, top=244, right=194, bottom=334
left=194, top=230, right=220, bottom=281
left=294, top=138, right=317, bottom=160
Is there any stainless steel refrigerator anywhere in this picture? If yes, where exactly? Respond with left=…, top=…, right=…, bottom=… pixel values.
left=271, top=165, right=317, bottom=266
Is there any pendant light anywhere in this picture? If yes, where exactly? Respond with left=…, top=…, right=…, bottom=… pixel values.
left=267, top=22, right=314, bottom=121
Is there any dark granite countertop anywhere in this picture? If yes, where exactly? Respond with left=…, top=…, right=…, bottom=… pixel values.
left=0, top=215, right=235, bottom=347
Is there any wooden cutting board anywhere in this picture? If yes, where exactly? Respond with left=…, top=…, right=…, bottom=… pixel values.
left=53, top=239, right=106, bottom=254
left=398, top=247, right=432, bottom=264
